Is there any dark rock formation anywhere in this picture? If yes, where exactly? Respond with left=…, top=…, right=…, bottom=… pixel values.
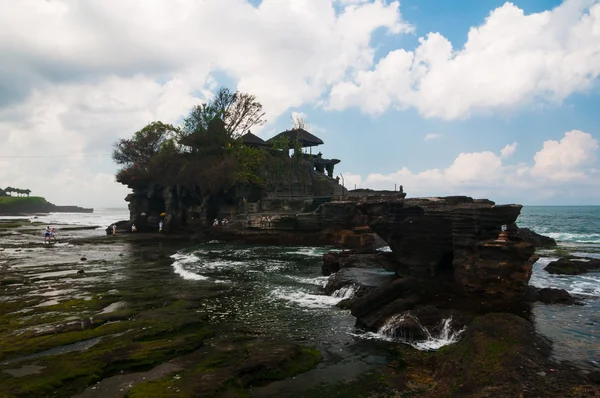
left=324, top=267, right=396, bottom=296
left=524, top=286, right=579, bottom=305
left=322, top=249, right=397, bottom=276
left=369, top=196, right=538, bottom=297
left=104, top=220, right=131, bottom=235
left=212, top=202, right=387, bottom=249
left=545, top=256, right=600, bottom=275
left=518, top=227, right=557, bottom=247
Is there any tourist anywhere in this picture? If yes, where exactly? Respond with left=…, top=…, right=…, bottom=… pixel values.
left=44, top=226, right=50, bottom=242
left=112, top=224, right=117, bottom=235
left=222, top=218, right=228, bottom=226
left=158, top=220, right=163, bottom=233
left=50, top=227, right=56, bottom=242
left=213, top=218, right=219, bottom=227
left=131, top=224, right=137, bottom=233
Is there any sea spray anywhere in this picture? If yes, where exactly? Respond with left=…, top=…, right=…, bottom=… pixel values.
left=355, top=314, right=465, bottom=351
left=332, top=284, right=357, bottom=300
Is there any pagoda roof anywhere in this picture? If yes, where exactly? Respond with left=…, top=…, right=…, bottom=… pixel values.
left=267, top=128, right=324, bottom=148
left=241, top=131, right=270, bottom=148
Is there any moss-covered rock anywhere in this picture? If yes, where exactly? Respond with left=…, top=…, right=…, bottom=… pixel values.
left=126, top=341, right=322, bottom=398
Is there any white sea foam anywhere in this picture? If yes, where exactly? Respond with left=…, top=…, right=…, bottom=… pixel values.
left=332, top=284, right=357, bottom=300
left=545, top=232, right=600, bottom=244
left=172, top=262, right=209, bottom=281
left=284, top=247, right=327, bottom=257
left=170, top=253, right=209, bottom=281
left=270, top=287, right=349, bottom=309
left=353, top=315, right=464, bottom=351
left=4, top=208, right=131, bottom=228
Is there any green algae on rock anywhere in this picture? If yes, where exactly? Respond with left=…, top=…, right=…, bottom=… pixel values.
left=126, top=341, right=322, bottom=398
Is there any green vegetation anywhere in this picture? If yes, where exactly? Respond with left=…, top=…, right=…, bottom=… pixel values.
left=112, top=87, right=310, bottom=218
left=0, top=288, right=214, bottom=397
left=0, top=196, right=50, bottom=213
left=126, top=343, right=322, bottom=398
left=2, top=187, right=32, bottom=197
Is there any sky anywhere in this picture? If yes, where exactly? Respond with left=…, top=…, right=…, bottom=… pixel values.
left=0, top=0, right=599, bottom=207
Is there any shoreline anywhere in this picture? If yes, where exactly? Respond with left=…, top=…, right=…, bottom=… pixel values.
left=1, top=218, right=599, bottom=396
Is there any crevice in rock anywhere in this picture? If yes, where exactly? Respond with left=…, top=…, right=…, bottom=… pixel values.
left=436, top=251, right=454, bottom=279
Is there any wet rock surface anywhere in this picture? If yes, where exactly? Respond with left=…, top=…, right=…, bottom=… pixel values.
left=0, top=221, right=325, bottom=397
left=525, top=286, right=580, bottom=305
left=322, top=249, right=397, bottom=276
left=2, top=213, right=598, bottom=397
left=324, top=267, right=396, bottom=296
left=545, top=256, right=600, bottom=275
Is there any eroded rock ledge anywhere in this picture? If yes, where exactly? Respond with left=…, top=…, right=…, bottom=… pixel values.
left=368, top=196, right=538, bottom=297
left=322, top=196, right=579, bottom=334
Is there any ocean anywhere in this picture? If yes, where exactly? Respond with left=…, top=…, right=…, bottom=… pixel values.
left=4, top=206, right=598, bottom=369
left=518, top=206, right=600, bottom=368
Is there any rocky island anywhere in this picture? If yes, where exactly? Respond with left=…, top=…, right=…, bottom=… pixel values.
left=1, top=89, right=598, bottom=397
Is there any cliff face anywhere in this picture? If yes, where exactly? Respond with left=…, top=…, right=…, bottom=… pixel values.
left=369, top=196, right=537, bottom=297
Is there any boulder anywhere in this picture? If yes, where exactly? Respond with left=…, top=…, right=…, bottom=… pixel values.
left=104, top=220, right=130, bottom=235
left=324, top=267, right=397, bottom=295
left=518, top=227, right=557, bottom=247
left=545, top=256, right=600, bottom=275
left=350, top=277, right=420, bottom=328
left=524, top=286, right=578, bottom=305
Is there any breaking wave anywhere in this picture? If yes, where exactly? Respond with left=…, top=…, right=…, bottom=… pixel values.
left=270, top=284, right=357, bottom=309
left=354, top=314, right=465, bottom=351
left=170, top=253, right=209, bottom=281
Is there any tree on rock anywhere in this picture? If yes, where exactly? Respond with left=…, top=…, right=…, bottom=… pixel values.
left=182, top=87, right=266, bottom=140
left=113, top=122, right=180, bottom=184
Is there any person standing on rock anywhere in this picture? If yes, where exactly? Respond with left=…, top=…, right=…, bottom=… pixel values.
left=131, top=224, right=137, bottom=233
left=112, top=224, right=117, bottom=235
left=159, top=220, right=163, bottom=233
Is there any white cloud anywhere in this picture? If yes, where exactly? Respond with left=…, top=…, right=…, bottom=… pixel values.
left=341, top=131, right=600, bottom=203
left=328, top=0, right=600, bottom=119
left=0, top=0, right=598, bottom=207
left=0, top=0, right=410, bottom=119
left=0, top=0, right=409, bottom=205
left=0, top=74, right=212, bottom=207
left=500, top=142, right=518, bottom=158
left=531, top=130, right=599, bottom=180
left=424, top=133, right=441, bottom=141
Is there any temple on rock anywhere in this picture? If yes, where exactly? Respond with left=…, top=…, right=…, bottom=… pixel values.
left=122, top=126, right=407, bottom=233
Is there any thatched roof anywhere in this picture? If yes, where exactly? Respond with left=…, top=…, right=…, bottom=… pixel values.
left=267, top=128, right=324, bottom=148
left=241, top=131, right=270, bottom=148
